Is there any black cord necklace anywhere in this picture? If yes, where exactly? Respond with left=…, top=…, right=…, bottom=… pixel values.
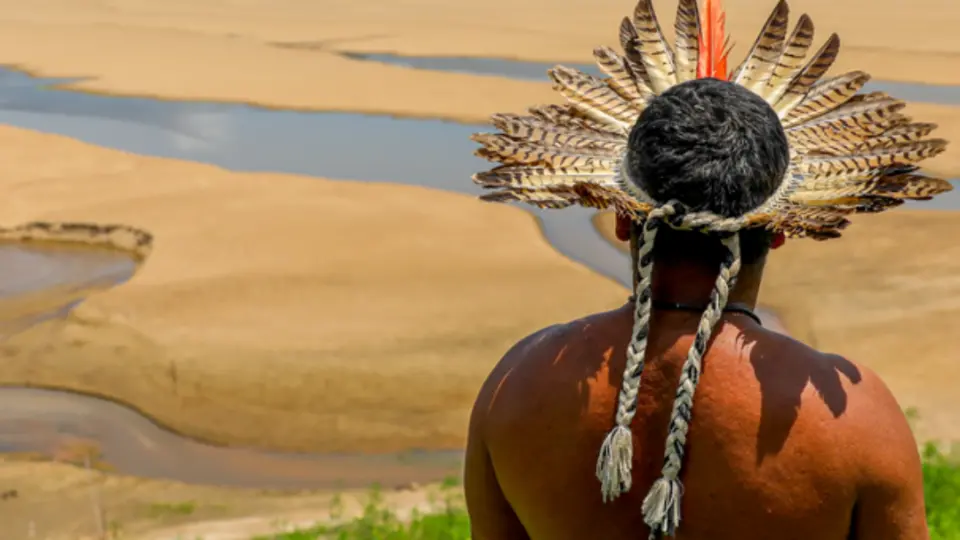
left=627, top=297, right=763, bottom=326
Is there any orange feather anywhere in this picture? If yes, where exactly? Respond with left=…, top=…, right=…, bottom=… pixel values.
left=697, top=0, right=730, bottom=79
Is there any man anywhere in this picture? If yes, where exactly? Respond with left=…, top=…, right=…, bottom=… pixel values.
left=464, top=0, right=949, bottom=538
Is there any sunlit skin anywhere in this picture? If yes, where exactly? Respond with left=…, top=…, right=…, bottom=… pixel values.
left=464, top=214, right=928, bottom=540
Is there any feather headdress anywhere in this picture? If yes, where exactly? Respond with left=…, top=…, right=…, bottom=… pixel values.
left=470, top=0, right=951, bottom=537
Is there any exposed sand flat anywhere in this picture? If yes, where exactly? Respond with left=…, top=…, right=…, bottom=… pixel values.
left=0, top=0, right=956, bottom=86
left=0, top=0, right=957, bottom=116
left=593, top=210, right=960, bottom=446
left=0, top=0, right=956, bottom=170
left=0, top=125, right=626, bottom=454
left=0, top=19, right=553, bottom=124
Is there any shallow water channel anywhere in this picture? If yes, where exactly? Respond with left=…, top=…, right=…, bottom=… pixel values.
left=0, top=58, right=956, bottom=488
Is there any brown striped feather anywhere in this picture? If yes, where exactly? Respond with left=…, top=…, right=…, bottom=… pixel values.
left=529, top=104, right=624, bottom=135
left=800, top=123, right=941, bottom=155
left=862, top=123, right=939, bottom=148
left=867, top=173, right=953, bottom=200
left=786, top=97, right=906, bottom=144
left=479, top=189, right=578, bottom=209
left=548, top=66, right=639, bottom=128
left=471, top=133, right=618, bottom=169
left=673, top=0, right=701, bottom=83
left=791, top=166, right=952, bottom=200
left=479, top=183, right=648, bottom=214
left=593, top=46, right=654, bottom=106
left=569, top=182, right=649, bottom=212
left=773, top=32, right=840, bottom=118
left=472, top=165, right=619, bottom=190
left=794, top=139, right=948, bottom=177
left=793, top=184, right=948, bottom=206
left=761, top=13, right=815, bottom=101
left=731, top=0, right=790, bottom=92
left=631, top=0, right=677, bottom=94
left=782, top=71, right=870, bottom=128
left=490, top=114, right=626, bottom=152
left=771, top=204, right=852, bottom=239
left=845, top=91, right=894, bottom=104
left=835, top=196, right=905, bottom=213
left=619, top=17, right=655, bottom=90
left=784, top=228, right=844, bottom=240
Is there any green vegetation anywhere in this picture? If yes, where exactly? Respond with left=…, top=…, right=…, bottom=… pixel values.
left=263, top=505, right=470, bottom=540
left=147, top=500, right=197, bottom=518
left=254, top=483, right=469, bottom=540
left=924, top=443, right=960, bottom=539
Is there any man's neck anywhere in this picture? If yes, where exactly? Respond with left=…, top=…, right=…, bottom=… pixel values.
left=632, top=258, right=765, bottom=309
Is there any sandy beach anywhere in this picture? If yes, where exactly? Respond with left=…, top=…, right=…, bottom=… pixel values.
left=0, top=0, right=957, bottom=537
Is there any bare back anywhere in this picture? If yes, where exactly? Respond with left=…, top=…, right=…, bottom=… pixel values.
left=465, top=303, right=928, bottom=539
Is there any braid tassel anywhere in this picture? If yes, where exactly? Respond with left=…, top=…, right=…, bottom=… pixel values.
left=642, top=233, right=741, bottom=538
left=596, top=205, right=677, bottom=503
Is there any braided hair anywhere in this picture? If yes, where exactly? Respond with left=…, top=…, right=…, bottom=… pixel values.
left=594, top=78, right=791, bottom=538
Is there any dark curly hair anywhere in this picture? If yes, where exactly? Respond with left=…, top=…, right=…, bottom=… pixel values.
left=624, top=77, right=790, bottom=264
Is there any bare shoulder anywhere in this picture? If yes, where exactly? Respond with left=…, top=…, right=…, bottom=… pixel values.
left=740, top=329, right=926, bottom=534
left=742, top=328, right=865, bottom=415
left=732, top=327, right=914, bottom=442
left=807, top=347, right=917, bottom=449
left=750, top=328, right=911, bottom=428
left=835, top=356, right=928, bottom=536
left=839, top=357, right=923, bottom=470
left=469, top=305, right=626, bottom=427
left=764, top=331, right=920, bottom=469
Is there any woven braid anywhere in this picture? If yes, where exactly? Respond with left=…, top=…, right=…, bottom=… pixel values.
left=664, top=208, right=750, bottom=233
left=595, top=205, right=671, bottom=502
left=641, top=233, right=742, bottom=538
left=597, top=200, right=746, bottom=517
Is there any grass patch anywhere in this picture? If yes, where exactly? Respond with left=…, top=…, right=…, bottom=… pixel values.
left=924, top=443, right=960, bottom=539
left=439, top=475, right=461, bottom=490
left=255, top=484, right=469, bottom=540
left=147, top=500, right=198, bottom=518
